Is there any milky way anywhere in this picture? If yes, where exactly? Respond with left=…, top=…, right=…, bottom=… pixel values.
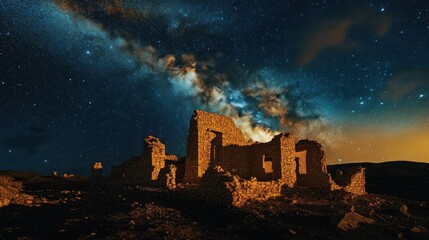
left=1, top=0, right=428, bottom=174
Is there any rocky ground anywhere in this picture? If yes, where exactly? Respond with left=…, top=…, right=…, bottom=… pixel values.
left=1, top=161, right=429, bottom=240
left=0, top=183, right=428, bottom=240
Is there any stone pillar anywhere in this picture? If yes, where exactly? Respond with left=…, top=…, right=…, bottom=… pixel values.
left=183, top=111, right=200, bottom=183
left=92, top=162, right=103, bottom=178
left=166, top=164, right=177, bottom=189
left=277, top=133, right=296, bottom=187
left=142, top=136, right=166, bottom=181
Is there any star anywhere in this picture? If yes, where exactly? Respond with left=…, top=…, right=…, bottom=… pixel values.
left=0, top=0, right=428, bottom=174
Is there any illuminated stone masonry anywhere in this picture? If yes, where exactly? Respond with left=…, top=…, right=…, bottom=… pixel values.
left=110, top=110, right=366, bottom=207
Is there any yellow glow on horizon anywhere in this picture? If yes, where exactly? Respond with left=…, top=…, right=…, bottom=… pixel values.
left=326, top=122, right=429, bottom=164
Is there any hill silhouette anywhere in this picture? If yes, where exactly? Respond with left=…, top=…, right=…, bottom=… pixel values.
left=328, top=161, right=429, bottom=201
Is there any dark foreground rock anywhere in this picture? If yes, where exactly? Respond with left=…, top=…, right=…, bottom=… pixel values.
left=1, top=184, right=428, bottom=240
left=337, top=211, right=374, bottom=230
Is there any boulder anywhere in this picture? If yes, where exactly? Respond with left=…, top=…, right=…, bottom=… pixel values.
left=337, top=211, right=374, bottom=230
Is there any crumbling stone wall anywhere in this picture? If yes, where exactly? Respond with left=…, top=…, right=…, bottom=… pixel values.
left=109, top=135, right=183, bottom=189
left=198, top=166, right=282, bottom=207
left=183, top=110, right=298, bottom=185
left=183, top=110, right=250, bottom=183
left=333, top=167, right=366, bottom=195
left=346, top=167, right=366, bottom=195
left=295, top=151, right=307, bottom=174
left=221, top=133, right=296, bottom=185
left=157, top=164, right=177, bottom=189
left=295, top=140, right=332, bottom=189
left=166, top=159, right=185, bottom=182
left=109, top=109, right=367, bottom=200
left=142, top=136, right=166, bottom=181
left=219, top=144, right=253, bottom=178
left=220, top=140, right=281, bottom=180
left=197, top=166, right=234, bottom=206
left=110, top=136, right=172, bottom=184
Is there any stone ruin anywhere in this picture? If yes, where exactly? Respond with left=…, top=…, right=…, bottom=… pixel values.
left=110, top=110, right=366, bottom=207
left=92, top=162, right=103, bottom=178
left=110, top=136, right=180, bottom=188
left=332, top=167, right=366, bottom=195
left=199, top=166, right=283, bottom=207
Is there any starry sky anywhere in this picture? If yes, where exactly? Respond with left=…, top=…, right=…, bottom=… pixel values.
left=1, top=0, right=428, bottom=175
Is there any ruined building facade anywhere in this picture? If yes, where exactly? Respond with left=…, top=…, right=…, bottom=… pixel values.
left=183, top=110, right=297, bottom=187
left=182, top=110, right=361, bottom=191
left=111, top=136, right=179, bottom=188
left=111, top=110, right=366, bottom=205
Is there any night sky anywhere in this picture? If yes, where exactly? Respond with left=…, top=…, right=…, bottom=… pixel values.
left=1, top=0, right=428, bottom=175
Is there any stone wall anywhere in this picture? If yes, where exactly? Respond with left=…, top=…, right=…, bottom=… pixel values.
left=295, top=151, right=307, bottom=174
left=278, top=133, right=297, bottom=187
left=142, top=136, right=166, bottom=181
left=333, top=167, right=366, bottom=195
left=295, top=140, right=332, bottom=189
left=108, top=109, right=367, bottom=203
left=182, top=110, right=299, bottom=186
left=197, top=166, right=282, bottom=207
left=165, top=159, right=185, bottom=182
left=157, top=164, right=177, bottom=189
left=183, top=110, right=250, bottom=183
left=110, top=136, right=170, bottom=184
left=220, top=140, right=280, bottom=180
